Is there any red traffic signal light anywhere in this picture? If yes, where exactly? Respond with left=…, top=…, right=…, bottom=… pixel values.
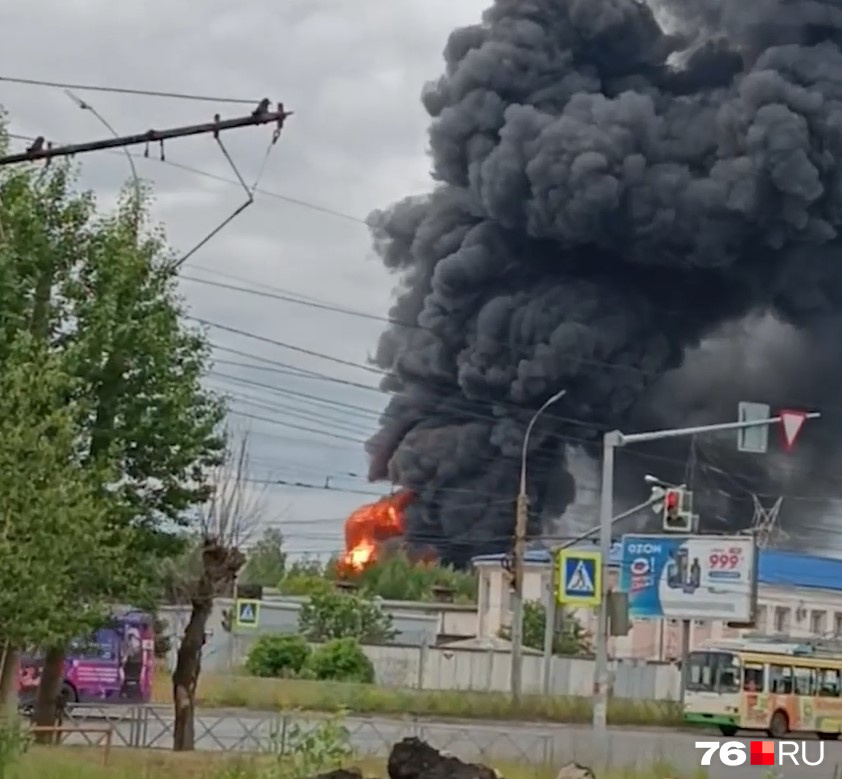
left=663, top=488, right=687, bottom=529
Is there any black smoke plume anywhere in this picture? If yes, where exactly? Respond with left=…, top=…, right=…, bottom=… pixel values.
left=365, top=0, right=842, bottom=566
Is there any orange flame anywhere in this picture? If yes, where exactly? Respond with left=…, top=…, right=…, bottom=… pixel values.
left=340, top=490, right=414, bottom=573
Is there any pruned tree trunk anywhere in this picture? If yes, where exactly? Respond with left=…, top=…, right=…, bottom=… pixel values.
left=0, top=644, right=19, bottom=719
left=33, top=646, right=66, bottom=743
left=172, top=593, right=211, bottom=751
left=171, top=436, right=252, bottom=751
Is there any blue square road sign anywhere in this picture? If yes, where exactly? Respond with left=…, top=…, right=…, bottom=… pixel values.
left=235, top=598, right=260, bottom=628
left=556, top=549, right=602, bottom=606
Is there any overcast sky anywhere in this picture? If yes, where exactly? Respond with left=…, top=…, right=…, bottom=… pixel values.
left=0, top=0, right=491, bottom=559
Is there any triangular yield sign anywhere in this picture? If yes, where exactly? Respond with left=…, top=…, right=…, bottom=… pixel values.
left=779, top=409, right=807, bottom=451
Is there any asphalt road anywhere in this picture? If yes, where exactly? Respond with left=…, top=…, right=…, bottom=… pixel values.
left=61, top=706, right=842, bottom=778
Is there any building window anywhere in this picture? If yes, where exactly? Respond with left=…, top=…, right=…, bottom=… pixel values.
left=774, top=607, right=790, bottom=633
left=755, top=606, right=767, bottom=632
left=834, top=613, right=842, bottom=636
left=811, top=611, right=827, bottom=636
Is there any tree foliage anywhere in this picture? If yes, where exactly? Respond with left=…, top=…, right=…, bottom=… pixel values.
left=0, top=160, right=225, bottom=594
left=304, top=638, right=374, bottom=684
left=500, top=601, right=592, bottom=656
left=276, top=551, right=478, bottom=603
left=240, top=528, right=287, bottom=588
left=298, top=591, right=396, bottom=643
left=0, top=334, right=131, bottom=648
left=245, top=635, right=311, bottom=678
left=0, top=143, right=225, bottom=731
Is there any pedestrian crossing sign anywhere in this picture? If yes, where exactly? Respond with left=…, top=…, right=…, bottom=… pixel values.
left=235, top=598, right=260, bottom=628
left=556, top=549, right=602, bottom=606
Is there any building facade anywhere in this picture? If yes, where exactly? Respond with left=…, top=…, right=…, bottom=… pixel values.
left=472, top=546, right=842, bottom=660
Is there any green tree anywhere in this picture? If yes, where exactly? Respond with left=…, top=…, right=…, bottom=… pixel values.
left=500, top=601, right=592, bottom=656
left=0, top=157, right=224, bottom=728
left=277, top=558, right=333, bottom=597
left=352, top=552, right=477, bottom=603
left=0, top=334, right=133, bottom=693
left=298, top=591, right=396, bottom=643
left=240, top=528, right=287, bottom=588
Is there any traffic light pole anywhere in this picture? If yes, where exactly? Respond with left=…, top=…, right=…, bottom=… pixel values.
left=591, top=411, right=820, bottom=734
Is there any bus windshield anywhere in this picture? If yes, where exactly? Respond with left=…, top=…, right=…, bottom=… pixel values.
left=686, top=650, right=741, bottom=693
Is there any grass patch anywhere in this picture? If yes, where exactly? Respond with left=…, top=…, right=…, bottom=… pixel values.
left=151, top=671, right=681, bottom=726
left=6, top=746, right=706, bottom=779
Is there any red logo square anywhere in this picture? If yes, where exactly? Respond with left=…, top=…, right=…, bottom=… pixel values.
left=750, top=741, right=775, bottom=766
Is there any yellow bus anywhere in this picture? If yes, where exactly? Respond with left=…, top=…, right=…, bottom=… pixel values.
left=683, top=635, right=842, bottom=738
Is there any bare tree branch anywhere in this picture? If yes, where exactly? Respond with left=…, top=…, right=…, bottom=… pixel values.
left=197, top=426, right=265, bottom=550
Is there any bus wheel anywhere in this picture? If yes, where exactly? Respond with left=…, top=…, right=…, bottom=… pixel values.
left=719, top=725, right=738, bottom=737
left=769, top=710, right=789, bottom=739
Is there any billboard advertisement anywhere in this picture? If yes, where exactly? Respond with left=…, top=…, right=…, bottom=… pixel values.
left=620, top=534, right=756, bottom=621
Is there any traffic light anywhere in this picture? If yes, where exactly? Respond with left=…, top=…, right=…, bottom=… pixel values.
left=662, top=487, right=693, bottom=532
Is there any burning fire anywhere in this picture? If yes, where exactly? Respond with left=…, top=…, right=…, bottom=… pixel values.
left=340, top=490, right=414, bottom=573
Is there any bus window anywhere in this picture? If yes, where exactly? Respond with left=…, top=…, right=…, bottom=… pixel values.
left=686, top=651, right=740, bottom=692
left=793, top=666, right=816, bottom=696
left=743, top=664, right=764, bottom=692
left=718, top=664, right=740, bottom=693
left=818, top=669, right=841, bottom=697
left=770, top=664, right=793, bottom=694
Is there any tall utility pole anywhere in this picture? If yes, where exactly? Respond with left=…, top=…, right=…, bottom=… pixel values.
left=591, top=411, right=820, bottom=734
left=0, top=103, right=291, bottom=166
left=510, top=388, right=566, bottom=701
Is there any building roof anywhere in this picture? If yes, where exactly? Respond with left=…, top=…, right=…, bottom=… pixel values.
left=472, top=540, right=623, bottom=567
left=472, top=544, right=842, bottom=593
left=757, top=549, right=842, bottom=592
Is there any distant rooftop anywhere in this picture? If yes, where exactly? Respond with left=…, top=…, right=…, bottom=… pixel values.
left=756, top=549, right=842, bottom=592
left=472, top=544, right=842, bottom=593
left=472, top=540, right=623, bottom=567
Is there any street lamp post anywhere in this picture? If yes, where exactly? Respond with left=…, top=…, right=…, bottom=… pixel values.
left=510, top=388, right=567, bottom=701
left=591, top=411, right=820, bottom=734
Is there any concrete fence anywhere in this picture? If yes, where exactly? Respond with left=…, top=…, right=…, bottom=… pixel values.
left=351, top=643, right=679, bottom=700
left=161, top=602, right=680, bottom=700
left=175, top=633, right=680, bottom=700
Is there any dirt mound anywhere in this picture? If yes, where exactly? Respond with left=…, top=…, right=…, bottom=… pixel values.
left=387, top=737, right=500, bottom=779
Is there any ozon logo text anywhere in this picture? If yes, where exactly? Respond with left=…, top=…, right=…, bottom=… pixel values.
left=695, top=740, right=825, bottom=766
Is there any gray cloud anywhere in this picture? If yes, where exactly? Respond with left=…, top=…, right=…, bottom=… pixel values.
left=0, top=0, right=491, bottom=558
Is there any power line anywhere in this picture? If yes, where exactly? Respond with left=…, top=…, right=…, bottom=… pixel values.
left=7, top=130, right=366, bottom=226
left=0, top=74, right=261, bottom=105
left=195, top=318, right=386, bottom=377
left=0, top=104, right=291, bottom=166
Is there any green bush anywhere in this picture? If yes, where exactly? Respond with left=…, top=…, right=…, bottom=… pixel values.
left=298, top=591, right=395, bottom=643
left=245, top=634, right=311, bottom=678
left=304, top=638, right=374, bottom=683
